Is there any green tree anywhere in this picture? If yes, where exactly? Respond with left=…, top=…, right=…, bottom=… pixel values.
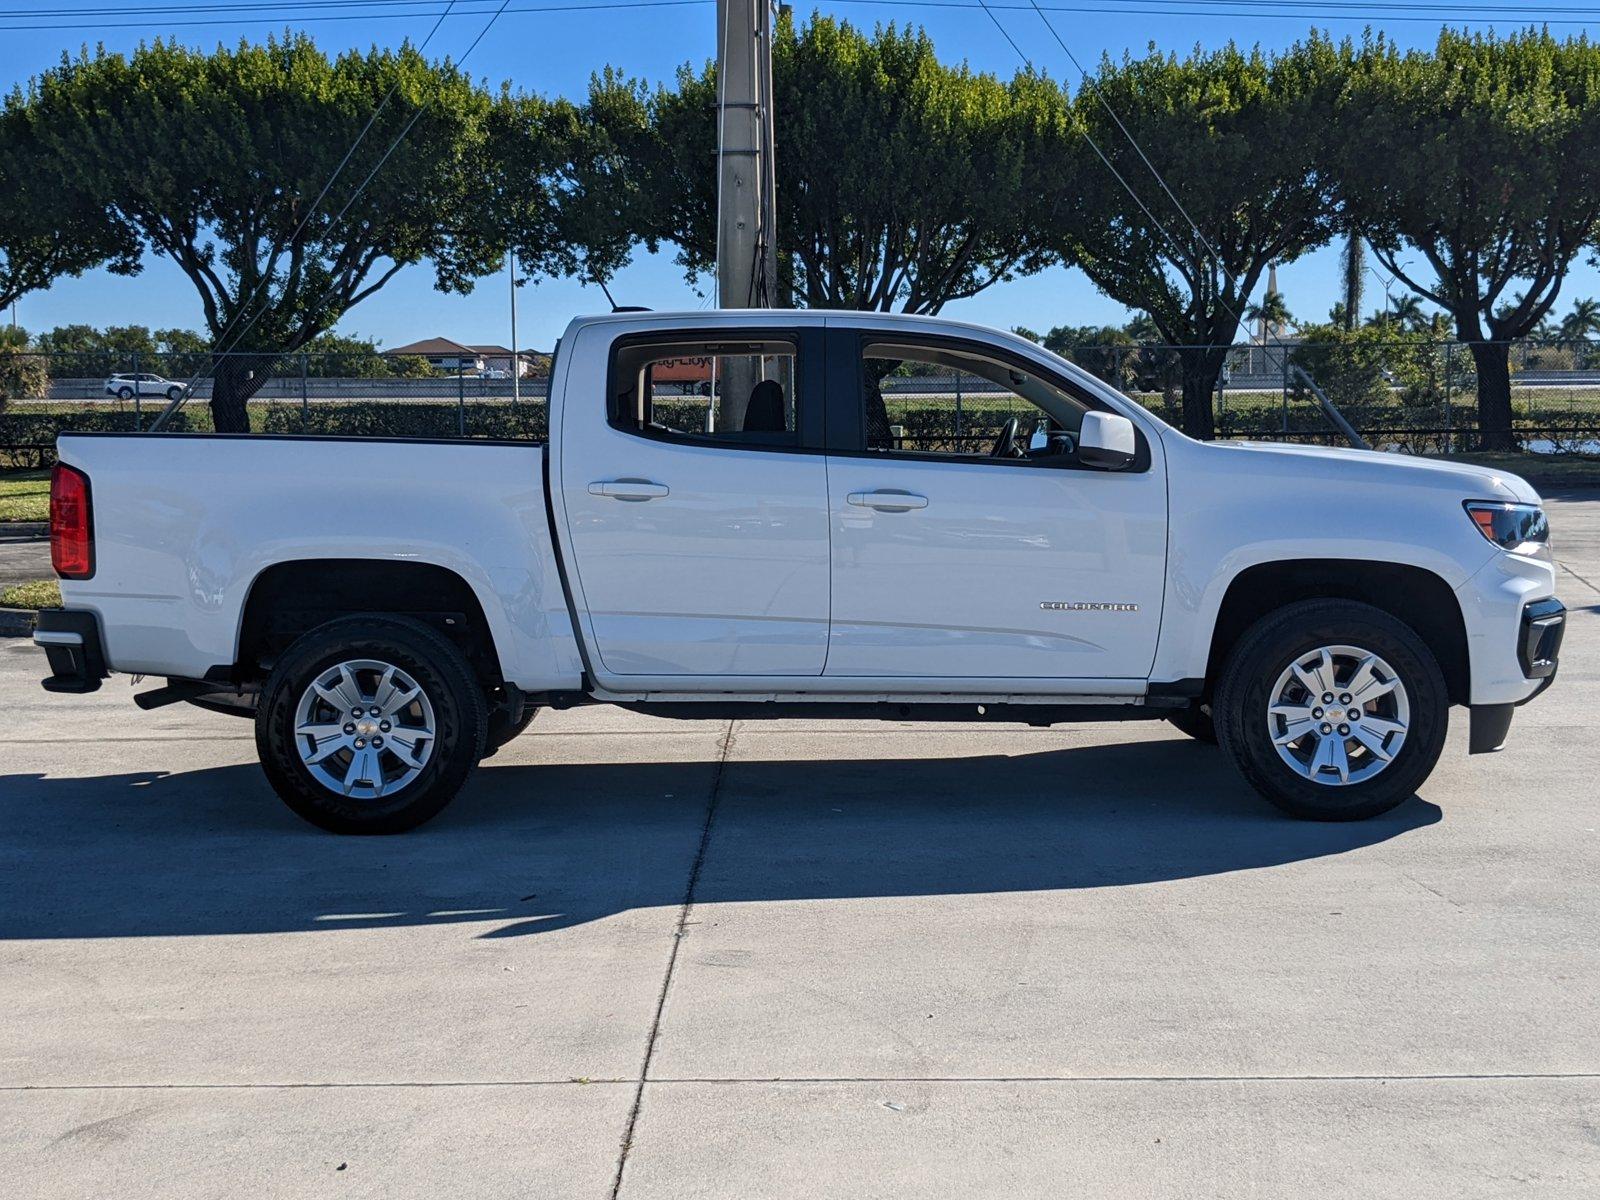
left=1244, top=287, right=1295, bottom=333
left=0, top=327, right=48, bottom=406
left=0, top=100, right=139, bottom=313
left=302, top=332, right=394, bottom=377
left=1057, top=37, right=1346, bottom=438
left=1290, top=320, right=1440, bottom=409
left=1337, top=29, right=1600, bottom=450
left=17, top=35, right=502, bottom=431
left=1339, top=235, right=1364, bottom=332
left=1559, top=297, right=1600, bottom=341
left=598, top=16, right=1072, bottom=433
left=482, top=89, right=638, bottom=300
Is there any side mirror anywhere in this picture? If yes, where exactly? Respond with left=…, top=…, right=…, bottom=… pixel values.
left=1078, top=411, right=1138, bottom=471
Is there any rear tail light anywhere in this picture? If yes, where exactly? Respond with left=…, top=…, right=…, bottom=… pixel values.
left=50, top=463, right=94, bottom=579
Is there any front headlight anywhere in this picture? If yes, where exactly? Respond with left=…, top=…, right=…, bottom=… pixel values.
left=1464, top=501, right=1549, bottom=556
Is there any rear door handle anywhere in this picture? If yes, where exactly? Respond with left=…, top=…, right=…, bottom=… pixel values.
left=847, top=490, right=928, bottom=512
left=589, top=479, right=670, bottom=501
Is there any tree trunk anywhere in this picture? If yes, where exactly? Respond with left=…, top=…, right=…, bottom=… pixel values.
left=1467, top=340, right=1515, bottom=452
left=1178, top=347, right=1225, bottom=441
left=863, top=357, right=896, bottom=449
left=210, top=353, right=277, bottom=433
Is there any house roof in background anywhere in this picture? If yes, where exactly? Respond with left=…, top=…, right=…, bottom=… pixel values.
left=385, top=337, right=475, bottom=357
left=385, top=338, right=547, bottom=357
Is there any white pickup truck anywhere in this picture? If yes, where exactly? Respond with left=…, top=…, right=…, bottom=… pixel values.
left=35, top=310, right=1565, bottom=833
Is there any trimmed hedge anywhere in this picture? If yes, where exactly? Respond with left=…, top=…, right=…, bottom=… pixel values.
left=0, top=409, right=196, bottom=468
left=259, top=400, right=548, bottom=440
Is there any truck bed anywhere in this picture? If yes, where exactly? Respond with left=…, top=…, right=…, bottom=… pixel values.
left=53, top=433, right=583, bottom=691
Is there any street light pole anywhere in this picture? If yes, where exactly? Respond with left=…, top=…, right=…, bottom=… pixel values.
left=508, top=250, right=520, bottom=406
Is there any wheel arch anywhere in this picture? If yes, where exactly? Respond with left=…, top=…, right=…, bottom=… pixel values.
left=1204, top=559, right=1469, bottom=706
left=233, top=558, right=505, bottom=687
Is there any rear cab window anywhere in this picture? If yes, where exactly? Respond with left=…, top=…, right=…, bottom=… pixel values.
left=609, top=336, right=801, bottom=449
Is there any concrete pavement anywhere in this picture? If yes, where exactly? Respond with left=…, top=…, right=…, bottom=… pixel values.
left=0, top=536, right=50, bottom=591
left=2, top=497, right=1598, bottom=1197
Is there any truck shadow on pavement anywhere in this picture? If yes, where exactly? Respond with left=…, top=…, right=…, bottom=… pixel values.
left=0, top=736, right=1440, bottom=941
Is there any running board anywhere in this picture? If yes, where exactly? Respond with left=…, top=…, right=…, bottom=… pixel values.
left=616, top=699, right=1183, bottom=726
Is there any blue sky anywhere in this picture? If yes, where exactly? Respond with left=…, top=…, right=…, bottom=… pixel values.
left=5, top=0, right=1600, bottom=349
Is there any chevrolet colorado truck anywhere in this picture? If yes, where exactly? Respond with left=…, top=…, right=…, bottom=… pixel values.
left=33, top=310, right=1566, bottom=833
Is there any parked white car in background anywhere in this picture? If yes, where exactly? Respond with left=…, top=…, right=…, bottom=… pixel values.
left=40, top=309, right=1565, bottom=834
left=104, top=373, right=187, bottom=402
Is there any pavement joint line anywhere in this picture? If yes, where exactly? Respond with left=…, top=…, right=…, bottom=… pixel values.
left=1558, top=559, right=1600, bottom=598
left=7, top=1072, right=1600, bottom=1092
left=608, top=717, right=736, bottom=1200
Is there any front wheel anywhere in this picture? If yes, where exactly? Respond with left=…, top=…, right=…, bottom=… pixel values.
left=255, top=615, right=487, bottom=833
left=166, top=386, right=183, bottom=401
left=1214, top=599, right=1447, bottom=821
left=117, top=386, right=133, bottom=400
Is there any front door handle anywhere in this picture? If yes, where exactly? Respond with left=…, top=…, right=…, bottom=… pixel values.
left=589, top=479, right=670, bottom=501
left=847, top=490, right=928, bottom=512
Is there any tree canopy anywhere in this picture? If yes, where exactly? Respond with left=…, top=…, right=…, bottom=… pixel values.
left=0, top=99, right=139, bottom=313
left=1336, top=28, right=1600, bottom=449
left=600, top=16, right=1073, bottom=313
left=1055, top=37, right=1346, bottom=438
left=13, top=34, right=501, bottom=429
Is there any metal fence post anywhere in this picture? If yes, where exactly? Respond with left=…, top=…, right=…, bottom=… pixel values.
left=131, top=349, right=141, bottom=431
left=1280, top=347, right=1289, bottom=436
left=1443, top=342, right=1453, bottom=456
left=457, top=362, right=466, bottom=436
left=954, top=371, right=962, bottom=441
left=1216, top=351, right=1226, bottom=434
left=300, top=353, right=310, bottom=433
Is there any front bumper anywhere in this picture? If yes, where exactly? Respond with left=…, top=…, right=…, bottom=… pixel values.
left=1468, top=596, right=1565, bottom=754
left=34, top=609, right=109, bottom=694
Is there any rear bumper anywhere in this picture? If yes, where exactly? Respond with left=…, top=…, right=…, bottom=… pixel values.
left=34, top=609, right=109, bottom=694
left=1468, top=597, right=1565, bottom=754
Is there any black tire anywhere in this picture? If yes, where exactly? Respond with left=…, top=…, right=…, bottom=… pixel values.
left=117, top=386, right=133, bottom=400
left=1166, top=705, right=1217, bottom=744
left=255, top=615, right=487, bottom=834
left=166, top=386, right=183, bottom=401
left=1214, top=599, right=1448, bottom=822
left=481, top=706, right=537, bottom=759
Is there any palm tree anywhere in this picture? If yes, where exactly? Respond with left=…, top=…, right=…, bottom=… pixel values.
left=1245, top=290, right=1294, bottom=337
left=1559, top=297, right=1600, bottom=342
left=1339, top=235, right=1364, bottom=332
left=1368, top=294, right=1425, bottom=332
left=1558, top=297, right=1600, bottom=367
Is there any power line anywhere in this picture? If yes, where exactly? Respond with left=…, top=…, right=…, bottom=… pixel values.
left=973, top=0, right=1260, bottom=345
left=153, top=0, right=520, bottom=427
left=8, top=0, right=1600, bottom=30
left=837, top=0, right=1600, bottom=24
left=1024, top=0, right=1253, bottom=312
left=9, top=0, right=1600, bottom=16
left=0, top=0, right=702, bottom=32
left=972, top=0, right=1238, bottom=318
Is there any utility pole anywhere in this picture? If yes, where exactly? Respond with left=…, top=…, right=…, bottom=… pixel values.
left=715, top=0, right=779, bottom=426
left=508, top=250, right=520, bottom=406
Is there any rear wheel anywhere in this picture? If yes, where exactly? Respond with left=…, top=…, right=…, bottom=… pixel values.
left=255, top=615, right=486, bottom=834
left=1215, top=599, right=1447, bottom=821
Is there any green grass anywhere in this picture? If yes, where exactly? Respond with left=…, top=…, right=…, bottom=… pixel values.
left=0, top=578, right=61, bottom=609
left=0, top=469, right=49, bottom=522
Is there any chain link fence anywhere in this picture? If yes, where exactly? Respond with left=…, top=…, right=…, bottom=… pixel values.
left=1058, top=339, right=1600, bottom=455
left=0, top=350, right=553, bottom=468
left=4, top=341, right=1600, bottom=469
